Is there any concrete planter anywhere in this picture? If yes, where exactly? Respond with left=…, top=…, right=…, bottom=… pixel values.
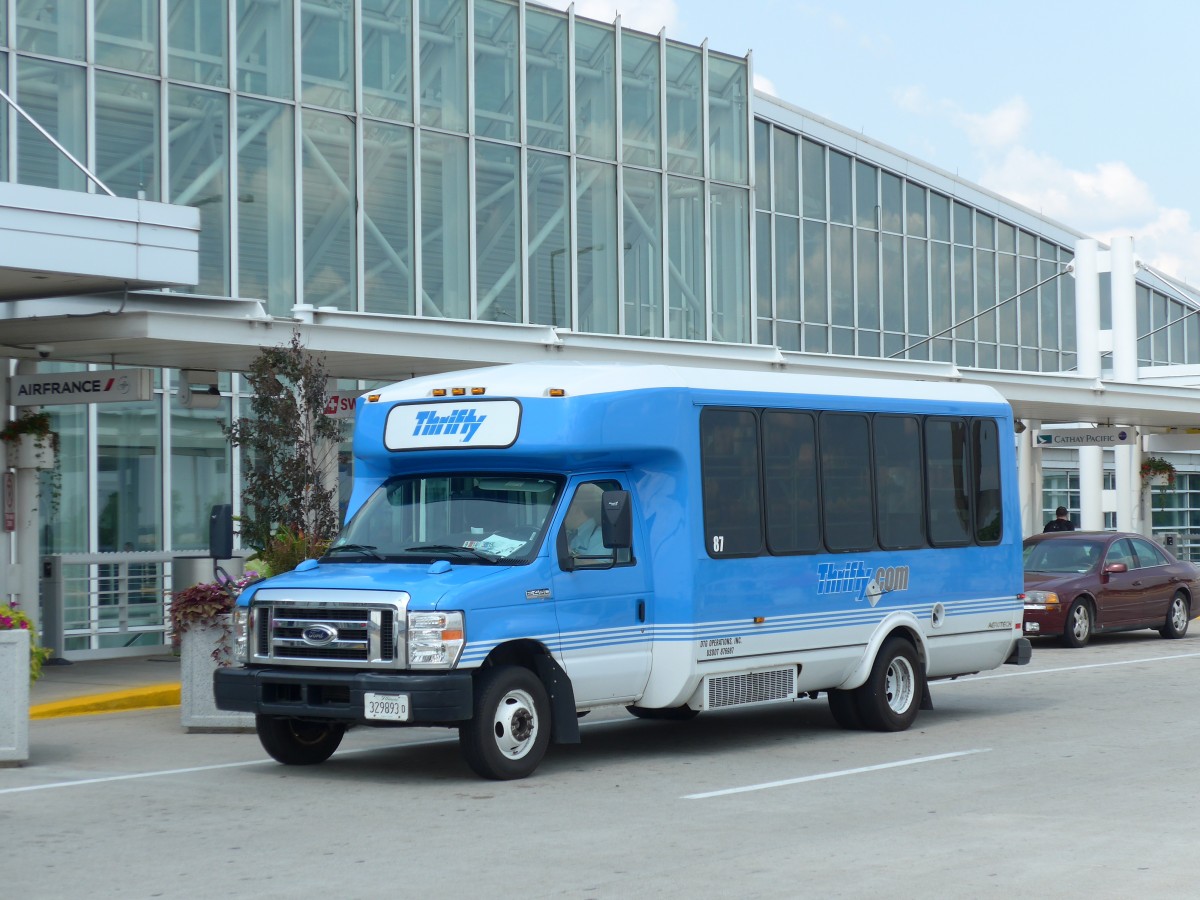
left=180, top=615, right=253, bottom=733
left=15, top=434, right=55, bottom=470
left=0, top=629, right=31, bottom=766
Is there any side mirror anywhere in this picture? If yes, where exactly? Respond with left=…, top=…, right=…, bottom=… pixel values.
left=600, top=490, right=632, bottom=549
left=209, top=504, right=233, bottom=561
left=1104, top=562, right=1128, bottom=575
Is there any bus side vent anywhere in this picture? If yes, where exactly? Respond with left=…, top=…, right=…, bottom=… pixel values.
left=705, top=667, right=797, bottom=709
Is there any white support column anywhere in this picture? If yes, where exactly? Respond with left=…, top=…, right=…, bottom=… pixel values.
left=1110, top=236, right=1140, bottom=531
left=12, top=360, right=40, bottom=636
left=1, top=360, right=10, bottom=604
left=1074, top=239, right=1102, bottom=380
left=1074, top=239, right=1105, bottom=531
left=1110, top=236, right=1138, bottom=383
left=1078, top=447, right=1104, bottom=531
left=1018, top=420, right=1041, bottom=537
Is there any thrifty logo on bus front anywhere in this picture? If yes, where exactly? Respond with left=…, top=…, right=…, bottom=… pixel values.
left=411, top=408, right=487, bottom=442
left=817, top=561, right=910, bottom=608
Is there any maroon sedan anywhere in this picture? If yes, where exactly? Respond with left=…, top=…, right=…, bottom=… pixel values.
left=1023, top=531, right=1198, bottom=647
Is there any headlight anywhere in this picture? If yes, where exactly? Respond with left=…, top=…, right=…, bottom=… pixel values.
left=407, top=611, right=465, bottom=669
left=232, top=606, right=250, bottom=662
left=1025, top=590, right=1059, bottom=608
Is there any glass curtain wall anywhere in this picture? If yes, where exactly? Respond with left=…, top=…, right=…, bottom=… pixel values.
left=754, top=117, right=1114, bottom=371
left=3, top=0, right=751, bottom=341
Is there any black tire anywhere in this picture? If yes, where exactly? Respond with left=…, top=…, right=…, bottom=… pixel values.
left=256, top=716, right=345, bottom=765
left=459, top=665, right=551, bottom=780
left=854, top=636, right=924, bottom=732
left=827, top=689, right=865, bottom=730
left=1062, top=598, right=1092, bottom=648
left=1160, top=591, right=1190, bottom=639
left=625, top=704, right=700, bottom=721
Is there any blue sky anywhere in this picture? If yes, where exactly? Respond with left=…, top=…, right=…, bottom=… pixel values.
left=538, top=0, right=1200, bottom=287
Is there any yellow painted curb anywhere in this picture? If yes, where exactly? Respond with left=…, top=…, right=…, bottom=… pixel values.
left=30, top=683, right=181, bottom=719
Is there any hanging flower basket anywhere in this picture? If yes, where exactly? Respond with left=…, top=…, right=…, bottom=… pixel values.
left=1140, top=456, right=1177, bottom=488
left=1, top=411, right=59, bottom=469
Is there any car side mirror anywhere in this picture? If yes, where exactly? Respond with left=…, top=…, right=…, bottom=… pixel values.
left=1104, top=562, right=1128, bottom=574
left=600, top=490, right=632, bottom=549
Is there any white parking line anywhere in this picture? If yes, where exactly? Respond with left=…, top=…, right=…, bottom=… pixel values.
left=0, top=736, right=453, bottom=796
left=944, top=649, right=1200, bottom=683
left=682, top=749, right=990, bottom=800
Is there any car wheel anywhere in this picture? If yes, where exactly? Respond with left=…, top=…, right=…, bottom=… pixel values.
left=1159, top=591, right=1190, bottom=639
left=1062, top=598, right=1092, bottom=648
left=625, top=704, right=700, bottom=721
left=827, top=689, right=864, bottom=730
left=459, top=665, right=551, bottom=780
left=256, top=716, right=345, bottom=765
left=854, top=635, right=924, bottom=732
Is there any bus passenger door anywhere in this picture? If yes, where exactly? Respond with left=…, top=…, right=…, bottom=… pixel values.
left=551, top=478, right=653, bottom=705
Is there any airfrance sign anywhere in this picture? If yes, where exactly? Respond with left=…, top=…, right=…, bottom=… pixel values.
left=10, top=369, right=154, bottom=407
left=1036, top=427, right=1137, bottom=447
left=384, top=400, right=521, bottom=450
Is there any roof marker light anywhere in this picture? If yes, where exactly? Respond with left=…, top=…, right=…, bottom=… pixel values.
left=471, top=387, right=486, bottom=395
left=432, top=388, right=447, bottom=397
left=548, top=388, right=566, bottom=397
left=451, top=387, right=466, bottom=396
left=367, top=394, right=381, bottom=402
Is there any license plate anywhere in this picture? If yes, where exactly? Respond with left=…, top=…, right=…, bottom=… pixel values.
left=365, top=692, right=409, bottom=721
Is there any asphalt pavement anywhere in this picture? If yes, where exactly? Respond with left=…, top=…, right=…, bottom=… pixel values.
left=29, top=653, right=182, bottom=719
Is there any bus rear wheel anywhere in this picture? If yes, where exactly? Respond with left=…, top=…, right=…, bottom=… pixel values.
left=855, top=636, right=923, bottom=732
left=827, top=689, right=864, bottom=729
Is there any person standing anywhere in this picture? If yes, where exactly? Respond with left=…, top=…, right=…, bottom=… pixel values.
left=1043, top=506, right=1076, bottom=533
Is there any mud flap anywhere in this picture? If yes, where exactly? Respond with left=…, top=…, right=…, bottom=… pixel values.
left=534, top=654, right=580, bottom=744
left=920, top=682, right=934, bottom=711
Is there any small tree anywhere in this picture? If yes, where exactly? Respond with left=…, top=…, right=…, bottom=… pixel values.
left=224, top=332, right=342, bottom=572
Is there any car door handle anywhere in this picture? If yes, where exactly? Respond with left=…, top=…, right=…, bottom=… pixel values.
left=637, top=600, right=645, bottom=623
left=1131, top=580, right=1143, bottom=587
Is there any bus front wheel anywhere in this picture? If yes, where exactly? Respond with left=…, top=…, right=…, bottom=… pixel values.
left=459, top=665, right=551, bottom=780
left=256, top=716, right=345, bottom=765
left=854, top=636, right=923, bottom=732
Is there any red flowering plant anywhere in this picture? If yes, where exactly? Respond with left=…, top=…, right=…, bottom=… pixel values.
left=1140, top=456, right=1177, bottom=488
left=168, top=570, right=260, bottom=665
left=0, top=603, right=54, bottom=683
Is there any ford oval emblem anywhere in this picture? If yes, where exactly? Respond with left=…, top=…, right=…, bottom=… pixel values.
left=301, top=624, right=338, bottom=647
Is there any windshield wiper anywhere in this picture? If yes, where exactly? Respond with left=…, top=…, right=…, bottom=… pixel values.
left=324, top=543, right=385, bottom=561
left=404, top=544, right=500, bottom=563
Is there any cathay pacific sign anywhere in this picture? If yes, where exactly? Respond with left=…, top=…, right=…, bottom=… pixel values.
left=1036, top=427, right=1137, bottom=447
left=10, top=369, right=154, bottom=407
left=384, top=400, right=521, bottom=450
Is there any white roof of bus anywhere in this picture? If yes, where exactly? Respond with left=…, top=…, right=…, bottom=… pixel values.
left=370, top=362, right=1009, bottom=408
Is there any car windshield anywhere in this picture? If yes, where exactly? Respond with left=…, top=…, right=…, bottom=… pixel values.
left=1023, top=539, right=1103, bottom=575
left=324, top=474, right=563, bottom=565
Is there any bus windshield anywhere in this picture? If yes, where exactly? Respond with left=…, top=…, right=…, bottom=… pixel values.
left=324, top=474, right=563, bottom=565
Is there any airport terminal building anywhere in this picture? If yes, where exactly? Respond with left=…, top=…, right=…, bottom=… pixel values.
left=4, top=0, right=1200, bottom=658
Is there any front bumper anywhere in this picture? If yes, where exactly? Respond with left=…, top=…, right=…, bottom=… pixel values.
left=214, top=666, right=473, bottom=724
left=1023, top=607, right=1066, bottom=637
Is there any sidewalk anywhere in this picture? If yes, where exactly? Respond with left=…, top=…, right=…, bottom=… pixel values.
left=30, top=653, right=182, bottom=719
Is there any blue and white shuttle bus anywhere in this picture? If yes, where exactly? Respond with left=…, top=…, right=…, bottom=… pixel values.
left=215, top=362, right=1031, bottom=779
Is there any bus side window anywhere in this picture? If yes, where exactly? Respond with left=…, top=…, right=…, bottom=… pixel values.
left=700, top=408, right=763, bottom=557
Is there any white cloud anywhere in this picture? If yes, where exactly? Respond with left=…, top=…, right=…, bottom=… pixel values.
left=899, top=92, right=1200, bottom=283
left=754, top=72, right=778, bottom=97
left=959, top=97, right=1030, bottom=151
